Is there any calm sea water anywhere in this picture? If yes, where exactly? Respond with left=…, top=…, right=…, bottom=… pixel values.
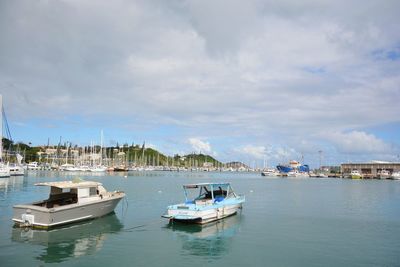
left=1, top=171, right=400, bottom=267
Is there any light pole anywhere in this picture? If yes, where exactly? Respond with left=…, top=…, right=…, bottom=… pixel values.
left=318, top=150, right=323, bottom=170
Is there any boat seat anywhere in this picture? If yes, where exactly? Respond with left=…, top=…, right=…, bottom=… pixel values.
left=214, top=196, right=225, bottom=203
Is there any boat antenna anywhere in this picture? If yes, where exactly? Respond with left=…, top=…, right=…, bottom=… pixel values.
left=318, top=150, right=323, bottom=170
left=0, top=94, right=2, bottom=162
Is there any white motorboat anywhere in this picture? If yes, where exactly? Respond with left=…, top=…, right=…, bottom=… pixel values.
left=9, top=164, right=24, bottom=176
left=285, top=170, right=309, bottom=178
left=261, top=168, right=279, bottom=176
left=77, top=165, right=91, bottom=172
left=162, top=182, right=245, bottom=224
left=391, top=171, right=400, bottom=180
left=60, top=164, right=75, bottom=171
left=27, top=162, right=40, bottom=170
left=89, top=166, right=107, bottom=172
left=377, top=169, right=391, bottom=179
left=350, top=170, right=362, bottom=179
left=0, top=162, right=10, bottom=178
left=65, top=167, right=80, bottom=172
left=12, top=179, right=125, bottom=229
left=10, top=154, right=25, bottom=176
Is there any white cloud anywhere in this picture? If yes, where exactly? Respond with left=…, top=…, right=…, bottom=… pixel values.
left=236, top=145, right=266, bottom=159
left=188, top=138, right=211, bottom=153
left=0, top=0, right=399, bottom=164
left=322, top=131, right=393, bottom=154
left=145, top=143, right=157, bottom=150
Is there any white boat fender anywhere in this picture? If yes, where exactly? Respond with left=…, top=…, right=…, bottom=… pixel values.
left=21, top=213, right=34, bottom=227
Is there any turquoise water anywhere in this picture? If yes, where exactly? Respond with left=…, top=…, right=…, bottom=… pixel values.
left=1, top=172, right=400, bottom=266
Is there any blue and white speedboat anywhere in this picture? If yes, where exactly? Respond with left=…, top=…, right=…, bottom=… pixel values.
left=162, top=183, right=245, bottom=224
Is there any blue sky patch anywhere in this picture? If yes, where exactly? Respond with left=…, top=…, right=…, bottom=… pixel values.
left=302, top=66, right=326, bottom=74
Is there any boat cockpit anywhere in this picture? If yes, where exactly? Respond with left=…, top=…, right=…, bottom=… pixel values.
left=33, top=187, right=79, bottom=208
left=183, top=183, right=235, bottom=205
left=33, top=185, right=101, bottom=208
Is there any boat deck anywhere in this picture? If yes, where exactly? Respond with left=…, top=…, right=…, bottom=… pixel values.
left=33, top=192, right=78, bottom=208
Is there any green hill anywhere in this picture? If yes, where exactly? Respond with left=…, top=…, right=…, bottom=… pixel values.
left=1, top=138, right=223, bottom=167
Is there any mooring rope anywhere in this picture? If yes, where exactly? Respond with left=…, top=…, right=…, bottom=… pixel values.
left=121, top=218, right=165, bottom=232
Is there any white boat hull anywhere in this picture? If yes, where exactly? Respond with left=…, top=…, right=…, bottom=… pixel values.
left=165, top=203, right=243, bottom=224
left=12, top=193, right=124, bottom=229
left=391, top=172, right=400, bottom=180
left=0, top=169, right=10, bottom=178
left=10, top=166, right=25, bottom=176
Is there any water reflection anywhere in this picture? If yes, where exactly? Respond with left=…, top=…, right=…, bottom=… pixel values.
left=166, top=214, right=242, bottom=259
left=0, top=177, right=9, bottom=189
left=11, top=213, right=123, bottom=263
left=0, top=176, right=26, bottom=194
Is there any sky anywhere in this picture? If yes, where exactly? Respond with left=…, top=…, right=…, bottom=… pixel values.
left=1, top=0, right=400, bottom=168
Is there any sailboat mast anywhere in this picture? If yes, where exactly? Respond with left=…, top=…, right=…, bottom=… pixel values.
left=100, top=130, right=103, bottom=166
left=0, top=95, right=2, bottom=162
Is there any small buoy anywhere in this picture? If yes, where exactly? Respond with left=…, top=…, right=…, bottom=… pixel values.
left=124, top=175, right=128, bottom=178
left=250, top=190, right=254, bottom=193
left=158, top=190, right=162, bottom=193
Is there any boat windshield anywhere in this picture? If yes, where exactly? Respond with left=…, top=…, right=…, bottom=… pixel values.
left=184, top=184, right=233, bottom=203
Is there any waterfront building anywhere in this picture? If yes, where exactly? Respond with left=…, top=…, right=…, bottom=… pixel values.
left=341, top=161, right=400, bottom=178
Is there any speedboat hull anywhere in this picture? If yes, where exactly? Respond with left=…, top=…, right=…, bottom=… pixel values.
left=350, top=170, right=362, bottom=179
left=377, top=171, right=391, bottom=179
left=391, top=172, right=400, bottom=180
left=0, top=172, right=10, bottom=178
left=12, top=194, right=124, bottom=229
left=163, top=182, right=245, bottom=225
left=163, top=199, right=244, bottom=224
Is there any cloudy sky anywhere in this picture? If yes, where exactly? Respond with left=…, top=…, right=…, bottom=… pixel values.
left=1, top=0, right=400, bottom=167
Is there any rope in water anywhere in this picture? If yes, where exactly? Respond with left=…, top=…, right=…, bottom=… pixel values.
left=119, top=196, right=168, bottom=232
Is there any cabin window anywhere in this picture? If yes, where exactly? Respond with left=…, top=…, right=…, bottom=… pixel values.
left=50, top=187, right=63, bottom=195
left=89, top=187, right=97, bottom=196
left=78, top=188, right=90, bottom=198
